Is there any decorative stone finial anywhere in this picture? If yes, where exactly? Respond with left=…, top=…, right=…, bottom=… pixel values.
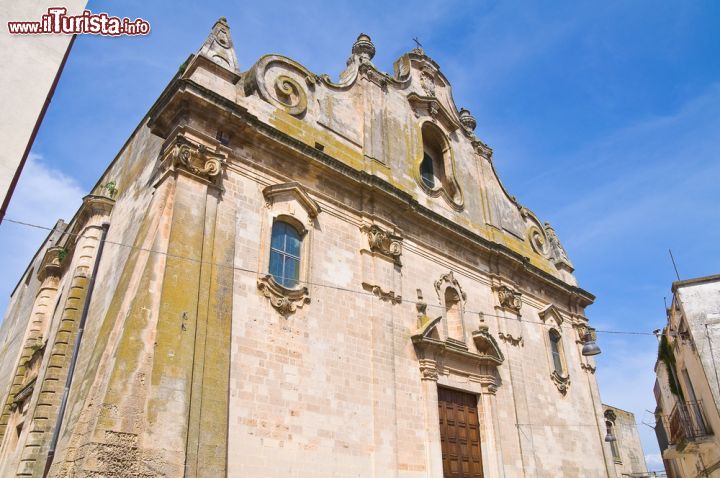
left=198, top=17, right=240, bottom=73
left=352, top=33, right=376, bottom=62
left=459, top=108, right=477, bottom=131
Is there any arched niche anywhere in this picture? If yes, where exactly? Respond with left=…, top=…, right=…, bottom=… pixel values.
left=416, top=121, right=463, bottom=210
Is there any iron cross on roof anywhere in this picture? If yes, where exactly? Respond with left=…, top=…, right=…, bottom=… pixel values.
left=413, top=37, right=422, bottom=49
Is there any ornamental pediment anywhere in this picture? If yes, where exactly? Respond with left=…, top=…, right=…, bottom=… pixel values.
left=538, top=304, right=564, bottom=327
left=411, top=319, right=504, bottom=367
left=262, top=182, right=321, bottom=219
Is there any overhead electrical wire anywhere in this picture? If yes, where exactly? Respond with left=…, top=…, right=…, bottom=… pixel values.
left=2, top=217, right=656, bottom=337
left=1, top=217, right=666, bottom=433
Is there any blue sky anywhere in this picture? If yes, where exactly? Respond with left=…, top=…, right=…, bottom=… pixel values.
left=2, top=0, right=719, bottom=470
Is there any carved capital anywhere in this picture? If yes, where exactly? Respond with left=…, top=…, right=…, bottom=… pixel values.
left=419, top=359, right=439, bottom=381
left=37, top=246, right=65, bottom=282
left=495, top=285, right=522, bottom=313
left=360, top=224, right=402, bottom=263
left=362, top=282, right=401, bottom=305
left=257, top=275, right=310, bottom=316
left=161, top=139, right=226, bottom=185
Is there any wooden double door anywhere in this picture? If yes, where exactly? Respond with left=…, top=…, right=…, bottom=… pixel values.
left=438, top=387, right=484, bottom=478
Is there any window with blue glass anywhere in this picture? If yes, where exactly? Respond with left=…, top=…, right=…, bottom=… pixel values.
left=269, top=221, right=301, bottom=288
left=549, top=330, right=564, bottom=375
left=420, top=152, right=435, bottom=189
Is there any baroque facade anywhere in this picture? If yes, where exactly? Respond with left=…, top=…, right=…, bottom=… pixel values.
left=654, top=274, right=720, bottom=477
left=0, top=19, right=621, bottom=477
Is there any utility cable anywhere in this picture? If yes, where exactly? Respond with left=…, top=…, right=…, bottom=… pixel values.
left=2, top=217, right=657, bottom=337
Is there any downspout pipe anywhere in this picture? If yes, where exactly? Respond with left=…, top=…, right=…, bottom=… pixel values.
left=43, top=222, right=110, bottom=477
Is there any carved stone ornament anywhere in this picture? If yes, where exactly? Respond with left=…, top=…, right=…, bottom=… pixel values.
left=528, top=225, right=549, bottom=256
left=198, top=17, right=240, bottom=72
left=360, top=224, right=402, bottom=263
left=499, top=332, right=524, bottom=347
left=550, top=370, right=570, bottom=395
left=359, top=63, right=389, bottom=88
left=471, top=327, right=506, bottom=363
left=362, top=282, right=401, bottom=305
left=495, top=285, right=522, bottom=313
left=245, top=55, right=315, bottom=117
left=412, top=317, right=504, bottom=393
left=419, top=359, right=439, bottom=381
left=472, top=140, right=493, bottom=160
left=352, top=33, right=376, bottom=63
left=581, top=362, right=597, bottom=374
left=544, top=222, right=574, bottom=270
left=262, top=182, right=321, bottom=219
left=434, top=271, right=467, bottom=303
left=38, top=246, right=65, bottom=282
left=416, top=289, right=428, bottom=318
left=161, top=140, right=226, bottom=184
left=604, top=409, right=617, bottom=423
left=420, top=66, right=436, bottom=96
left=458, top=108, right=477, bottom=132
left=573, top=321, right=592, bottom=344
left=257, top=275, right=310, bottom=316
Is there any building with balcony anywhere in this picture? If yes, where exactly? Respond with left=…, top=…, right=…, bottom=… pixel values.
left=654, top=274, right=720, bottom=477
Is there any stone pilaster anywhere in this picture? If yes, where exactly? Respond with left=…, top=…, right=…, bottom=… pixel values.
left=0, top=248, right=62, bottom=446
left=55, top=132, right=234, bottom=477
left=17, top=222, right=108, bottom=478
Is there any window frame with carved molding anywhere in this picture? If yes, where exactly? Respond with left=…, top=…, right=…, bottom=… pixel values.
left=257, top=182, right=320, bottom=316
left=434, top=271, right=468, bottom=346
left=548, top=329, right=566, bottom=377
left=604, top=410, right=622, bottom=464
left=545, top=327, right=570, bottom=394
left=414, top=121, right=463, bottom=210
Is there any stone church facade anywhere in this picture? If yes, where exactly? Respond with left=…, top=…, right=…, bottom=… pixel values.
left=0, top=19, right=619, bottom=477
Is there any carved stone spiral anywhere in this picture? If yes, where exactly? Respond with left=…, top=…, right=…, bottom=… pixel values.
left=273, top=75, right=308, bottom=116
left=528, top=225, right=549, bottom=256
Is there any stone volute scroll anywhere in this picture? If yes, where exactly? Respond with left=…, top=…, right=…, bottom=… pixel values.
left=245, top=55, right=317, bottom=117
left=157, top=134, right=228, bottom=188
left=257, top=279, right=310, bottom=316
left=360, top=223, right=402, bottom=265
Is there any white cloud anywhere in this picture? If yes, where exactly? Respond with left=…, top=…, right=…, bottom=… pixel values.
left=645, top=453, right=664, bottom=471
left=0, top=153, right=85, bottom=317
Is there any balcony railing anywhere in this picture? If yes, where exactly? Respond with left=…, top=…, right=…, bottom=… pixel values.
left=666, top=400, right=711, bottom=445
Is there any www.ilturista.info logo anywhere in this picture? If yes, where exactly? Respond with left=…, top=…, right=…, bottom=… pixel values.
left=7, top=8, right=150, bottom=36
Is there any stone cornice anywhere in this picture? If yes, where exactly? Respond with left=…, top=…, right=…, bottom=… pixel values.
left=147, top=78, right=595, bottom=306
